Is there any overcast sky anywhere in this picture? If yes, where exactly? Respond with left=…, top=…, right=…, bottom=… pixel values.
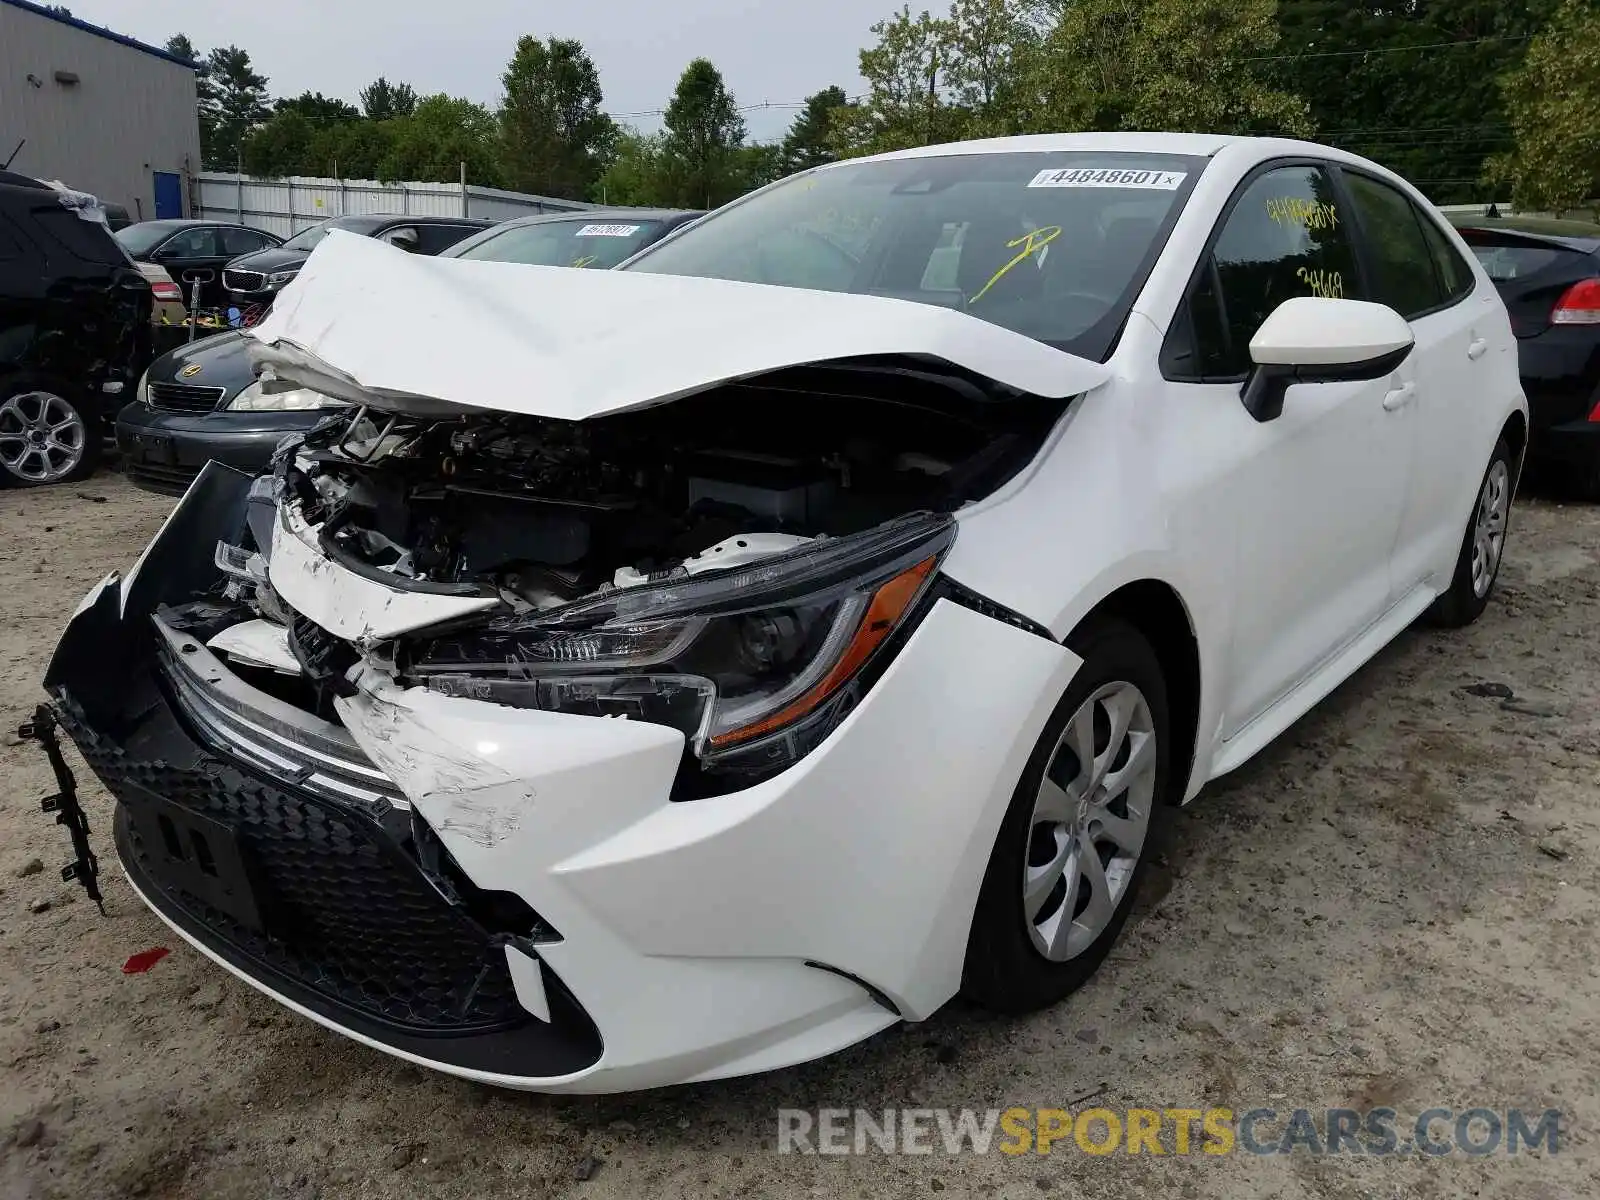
left=57, top=0, right=873, bottom=142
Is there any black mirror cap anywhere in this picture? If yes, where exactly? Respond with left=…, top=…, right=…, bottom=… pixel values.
left=1241, top=344, right=1413, bottom=423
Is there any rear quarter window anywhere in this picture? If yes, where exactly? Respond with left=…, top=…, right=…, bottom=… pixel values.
left=31, top=206, right=125, bottom=267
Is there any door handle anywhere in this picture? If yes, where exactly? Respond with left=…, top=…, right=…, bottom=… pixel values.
left=1467, top=338, right=1488, bottom=360
left=1382, top=382, right=1416, bottom=412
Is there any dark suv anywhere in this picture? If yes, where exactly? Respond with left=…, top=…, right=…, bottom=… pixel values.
left=0, top=170, right=151, bottom=487
left=221, top=214, right=493, bottom=315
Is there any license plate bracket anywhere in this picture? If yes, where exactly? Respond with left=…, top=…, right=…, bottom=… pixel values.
left=134, top=433, right=176, bottom=465
left=128, top=797, right=268, bottom=931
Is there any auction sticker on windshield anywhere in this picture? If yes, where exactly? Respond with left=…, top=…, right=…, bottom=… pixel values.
left=576, top=223, right=643, bottom=237
left=1027, top=168, right=1187, bottom=190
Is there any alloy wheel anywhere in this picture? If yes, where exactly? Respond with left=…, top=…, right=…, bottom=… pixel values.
left=1023, top=681, right=1157, bottom=962
left=1470, top=459, right=1510, bottom=599
left=0, top=391, right=87, bottom=484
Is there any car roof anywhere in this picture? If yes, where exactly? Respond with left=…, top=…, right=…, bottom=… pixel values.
left=846, top=131, right=1243, bottom=166
left=326, top=213, right=494, bottom=232
left=493, top=208, right=701, bottom=229
left=122, top=218, right=260, bottom=231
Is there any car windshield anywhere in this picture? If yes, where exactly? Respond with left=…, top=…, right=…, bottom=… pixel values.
left=625, top=151, right=1203, bottom=359
left=281, top=220, right=338, bottom=252
left=452, top=218, right=665, bottom=268
left=114, top=224, right=176, bottom=256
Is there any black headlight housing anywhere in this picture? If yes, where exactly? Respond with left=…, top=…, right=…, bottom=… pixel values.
left=408, top=512, right=956, bottom=785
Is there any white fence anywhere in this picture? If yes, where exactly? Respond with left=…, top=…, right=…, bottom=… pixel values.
left=194, top=172, right=594, bottom=238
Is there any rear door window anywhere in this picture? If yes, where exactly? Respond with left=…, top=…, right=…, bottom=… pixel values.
left=416, top=224, right=477, bottom=254
left=1344, top=172, right=1445, bottom=318
left=161, top=226, right=222, bottom=258
left=1417, top=217, right=1475, bottom=301
left=221, top=226, right=271, bottom=255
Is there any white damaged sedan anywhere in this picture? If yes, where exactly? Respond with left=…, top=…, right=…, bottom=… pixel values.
left=46, top=133, right=1525, bottom=1093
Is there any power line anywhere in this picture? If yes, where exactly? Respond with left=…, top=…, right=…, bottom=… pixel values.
left=1238, top=33, right=1532, bottom=63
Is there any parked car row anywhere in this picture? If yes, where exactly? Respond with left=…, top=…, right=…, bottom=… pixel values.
left=0, top=169, right=149, bottom=486
left=115, top=208, right=702, bottom=493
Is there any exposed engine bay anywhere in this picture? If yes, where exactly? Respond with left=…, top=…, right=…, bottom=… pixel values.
left=283, top=361, right=1068, bottom=614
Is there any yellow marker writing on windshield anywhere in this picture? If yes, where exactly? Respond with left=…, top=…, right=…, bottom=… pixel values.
left=970, top=226, right=1062, bottom=304
left=571, top=255, right=599, bottom=269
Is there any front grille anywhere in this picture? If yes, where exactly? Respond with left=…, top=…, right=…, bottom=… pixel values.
left=147, top=382, right=226, bottom=413
left=157, top=618, right=404, bottom=814
left=61, top=694, right=527, bottom=1035
left=124, top=461, right=201, bottom=495
left=224, top=268, right=266, bottom=292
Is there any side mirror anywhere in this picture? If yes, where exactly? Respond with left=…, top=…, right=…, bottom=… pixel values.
left=1242, top=297, right=1414, bottom=422
left=387, top=228, right=420, bottom=253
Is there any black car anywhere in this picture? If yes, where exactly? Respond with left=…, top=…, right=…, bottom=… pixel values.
left=115, top=219, right=282, bottom=311
left=1, top=170, right=151, bottom=487
left=117, top=209, right=699, bottom=495
left=1453, top=214, right=1600, bottom=496
left=221, top=214, right=494, bottom=315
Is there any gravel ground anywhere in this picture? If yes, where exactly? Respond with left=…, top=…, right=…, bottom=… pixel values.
left=0, top=471, right=1595, bottom=1200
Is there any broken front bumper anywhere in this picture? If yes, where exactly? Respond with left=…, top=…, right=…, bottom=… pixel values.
left=45, top=465, right=1079, bottom=1093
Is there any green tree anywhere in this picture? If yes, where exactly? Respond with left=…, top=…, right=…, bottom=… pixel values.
left=779, top=86, right=849, bottom=175
left=240, top=111, right=317, bottom=176
left=203, top=46, right=271, bottom=169
left=359, top=77, right=418, bottom=121
left=660, top=58, right=749, bottom=207
left=273, top=92, right=362, bottom=123
left=43, top=5, right=71, bottom=16
left=832, top=7, right=964, bottom=157
left=1277, top=0, right=1560, bottom=202
left=381, top=95, right=503, bottom=186
left=593, top=129, right=669, bottom=205
left=738, top=142, right=785, bottom=193
left=167, top=33, right=217, bottom=160
left=1031, top=0, right=1311, bottom=137
left=1488, top=0, right=1600, bottom=212
left=500, top=37, right=618, bottom=200
left=944, top=0, right=1040, bottom=136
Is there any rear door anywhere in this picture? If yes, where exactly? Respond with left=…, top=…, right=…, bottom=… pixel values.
left=153, top=226, right=231, bottom=308
left=1340, top=169, right=1494, bottom=594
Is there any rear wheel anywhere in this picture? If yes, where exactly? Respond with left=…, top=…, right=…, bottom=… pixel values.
left=962, top=619, right=1170, bottom=1013
left=0, top=377, right=101, bottom=487
left=1426, top=437, right=1514, bottom=629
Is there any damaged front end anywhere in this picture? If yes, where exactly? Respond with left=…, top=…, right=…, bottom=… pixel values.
left=40, top=354, right=1074, bottom=1086
left=255, top=361, right=1062, bottom=787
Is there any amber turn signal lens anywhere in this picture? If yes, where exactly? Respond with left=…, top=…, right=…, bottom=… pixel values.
left=709, top=555, right=939, bottom=749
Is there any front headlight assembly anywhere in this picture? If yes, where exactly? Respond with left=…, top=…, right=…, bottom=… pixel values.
left=411, top=513, right=956, bottom=779
left=228, top=380, right=348, bottom=412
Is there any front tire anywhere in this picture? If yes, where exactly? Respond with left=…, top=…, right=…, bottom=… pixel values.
left=1425, top=437, right=1514, bottom=629
left=0, top=375, right=101, bottom=488
left=962, top=619, right=1171, bottom=1014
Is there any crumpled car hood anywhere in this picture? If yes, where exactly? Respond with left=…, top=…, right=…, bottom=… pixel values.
left=245, top=230, right=1110, bottom=421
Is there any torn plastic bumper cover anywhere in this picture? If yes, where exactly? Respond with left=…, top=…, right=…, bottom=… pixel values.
left=43, top=464, right=602, bottom=1078
left=43, top=462, right=1081, bottom=1092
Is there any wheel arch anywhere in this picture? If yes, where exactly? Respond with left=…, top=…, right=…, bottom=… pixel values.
left=1070, top=579, right=1201, bottom=806
left=1500, top=407, right=1528, bottom=485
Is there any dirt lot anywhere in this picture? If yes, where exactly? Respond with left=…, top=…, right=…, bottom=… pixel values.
left=0, top=471, right=1595, bottom=1200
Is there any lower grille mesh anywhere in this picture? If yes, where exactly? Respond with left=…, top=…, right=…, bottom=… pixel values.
left=63, top=700, right=526, bottom=1035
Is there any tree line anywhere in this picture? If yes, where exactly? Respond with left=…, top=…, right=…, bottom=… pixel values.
left=166, top=0, right=1600, bottom=212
